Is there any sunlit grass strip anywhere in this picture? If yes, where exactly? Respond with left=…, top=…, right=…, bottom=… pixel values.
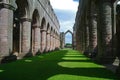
left=0, top=70, right=4, bottom=73
left=58, top=62, right=105, bottom=68
left=48, top=74, right=114, bottom=80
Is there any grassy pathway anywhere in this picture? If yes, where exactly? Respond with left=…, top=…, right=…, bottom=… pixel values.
left=0, top=49, right=118, bottom=80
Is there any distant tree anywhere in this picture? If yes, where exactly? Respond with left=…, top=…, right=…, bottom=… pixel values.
left=65, top=43, right=72, bottom=48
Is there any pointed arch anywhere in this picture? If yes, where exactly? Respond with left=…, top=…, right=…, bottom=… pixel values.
left=47, top=23, right=50, bottom=32
left=13, top=0, right=30, bottom=55
left=31, top=9, right=40, bottom=28
left=15, top=0, right=30, bottom=18
left=40, top=17, right=46, bottom=30
left=64, top=30, right=73, bottom=48
left=65, top=30, right=73, bottom=35
left=31, top=9, right=40, bottom=55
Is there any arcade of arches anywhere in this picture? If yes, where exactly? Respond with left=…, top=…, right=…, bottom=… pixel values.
left=73, top=0, right=120, bottom=75
left=0, top=0, right=60, bottom=61
left=1, top=0, right=120, bottom=77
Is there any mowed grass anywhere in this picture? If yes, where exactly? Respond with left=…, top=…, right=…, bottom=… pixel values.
left=0, top=49, right=118, bottom=80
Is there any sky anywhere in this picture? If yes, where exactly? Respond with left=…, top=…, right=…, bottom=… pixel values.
left=50, top=0, right=79, bottom=44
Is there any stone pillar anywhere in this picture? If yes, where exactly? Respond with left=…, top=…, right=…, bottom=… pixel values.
left=83, top=9, right=90, bottom=55
left=53, top=35, right=56, bottom=50
left=52, top=35, right=54, bottom=50
left=41, top=29, right=47, bottom=53
left=19, top=18, right=31, bottom=58
left=56, top=38, right=58, bottom=49
left=89, top=1, right=97, bottom=57
left=0, top=2, right=15, bottom=62
left=50, top=34, right=53, bottom=51
left=54, top=35, right=57, bottom=49
left=116, top=4, right=120, bottom=76
left=60, top=32, right=65, bottom=48
left=76, top=28, right=81, bottom=51
left=46, top=32, right=50, bottom=52
left=96, top=0, right=115, bottom=63
left=84, top=24, right=90, bottom=55
left=33, top=27, right=40, bottom=55
left=81, top=16, right=86, bottom=52
left=58, top=36, right=60, bottom=49
left=73, top=27, right=76, bottom=50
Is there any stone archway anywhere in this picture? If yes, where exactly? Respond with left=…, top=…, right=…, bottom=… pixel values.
left=13, top=0, right=30, bottom=57
left=40, top=18, right=47, bottom=53
left=31, top=9, right=40, bottom=56
left=64, top=30, right=73, bottom=48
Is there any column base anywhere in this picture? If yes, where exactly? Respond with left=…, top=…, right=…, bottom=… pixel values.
left=94, top=57, right=116, bottom=64
left=17, top=52, right=32, bottom=59
left=0, top=55, right=17, bottom=64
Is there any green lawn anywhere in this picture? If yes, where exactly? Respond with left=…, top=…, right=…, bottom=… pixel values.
left=0, top=49, right=118, bottom=80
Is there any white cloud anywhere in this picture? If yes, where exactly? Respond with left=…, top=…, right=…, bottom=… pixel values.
left=50, top=0, right=79, bottom=34
left=50, top=0, right=78, bottom=11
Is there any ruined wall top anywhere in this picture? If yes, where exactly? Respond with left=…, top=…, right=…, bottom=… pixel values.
left=1, top=0, right=60, bottom=34
left=38, top=0, right=60, bottom=30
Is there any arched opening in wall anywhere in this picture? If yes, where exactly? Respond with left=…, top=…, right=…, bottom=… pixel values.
left=40, top=18, right=46, bottom=52
left=13, top=11, right=20, bottom=54
left=15, top=0, right=30, bottom=18
left=64, top=30, right=73, bottom=48
left=31, top=9, right=40, bottom=55
left=41, top=18, right=46, bottom=29
left=13, top=0, right=29, bottom=55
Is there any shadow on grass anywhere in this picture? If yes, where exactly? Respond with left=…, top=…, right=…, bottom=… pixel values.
left=0, top=49, right=118, bottom=80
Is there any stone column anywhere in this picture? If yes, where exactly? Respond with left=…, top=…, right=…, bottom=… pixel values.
left=76, top=28, right=81, bottom=51
left=89, top=1, right=97, bottom=58
left=53, top=35, right=56, bottom=50
left=33, top=27, right=40, bottom=55
left=60, top=32, right=65, bottom=48
left=19, top=18, right=31, bottom=58
left=96, top=0, right=115, bottom=63
left=84, top=24, right=90, bottom=55
left=0, top=2, right=15, bottom=62
left=81, top=16, right=86, bottom=52
left=116, top=4, right=120, bottom=76
left=83, top=9, right=90, bottom=55
left=52, top=35, right=55, bottom=50
left=73, top=27, right=76, bottom=50
left=56, top=37, right=58, bottom=49
left=50, top=34, right=53, bottom=51
left=57, top=36, right=59, bottom=49
left=41, top=29, right=47, bottom=53
left=46, top=32, right=50, bottom=52
left=57, top=36, right=60, bottom=49
left=54, top=35, right=57, bottom=49
left=51, top=35, right=54, bottom=50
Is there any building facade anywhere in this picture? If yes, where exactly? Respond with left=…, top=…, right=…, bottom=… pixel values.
left=74, top=0, right=120, bottom=75
left=0, top=0, right=60, bottom=62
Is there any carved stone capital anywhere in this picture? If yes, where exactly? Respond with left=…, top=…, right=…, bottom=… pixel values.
left=41, top=29, right=46, bottom=32
left=20, top=18, right=32, bottom=22
left=0, top=3, right=16, bottom=11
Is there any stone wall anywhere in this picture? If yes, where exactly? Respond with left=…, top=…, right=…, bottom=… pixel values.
left=74, top=0, right=120, bottom=76
left=0, top=0, right=60, bottom=63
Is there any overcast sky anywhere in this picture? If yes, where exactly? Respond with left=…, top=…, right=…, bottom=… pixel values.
left=50, top=0, right=79, bottom=43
